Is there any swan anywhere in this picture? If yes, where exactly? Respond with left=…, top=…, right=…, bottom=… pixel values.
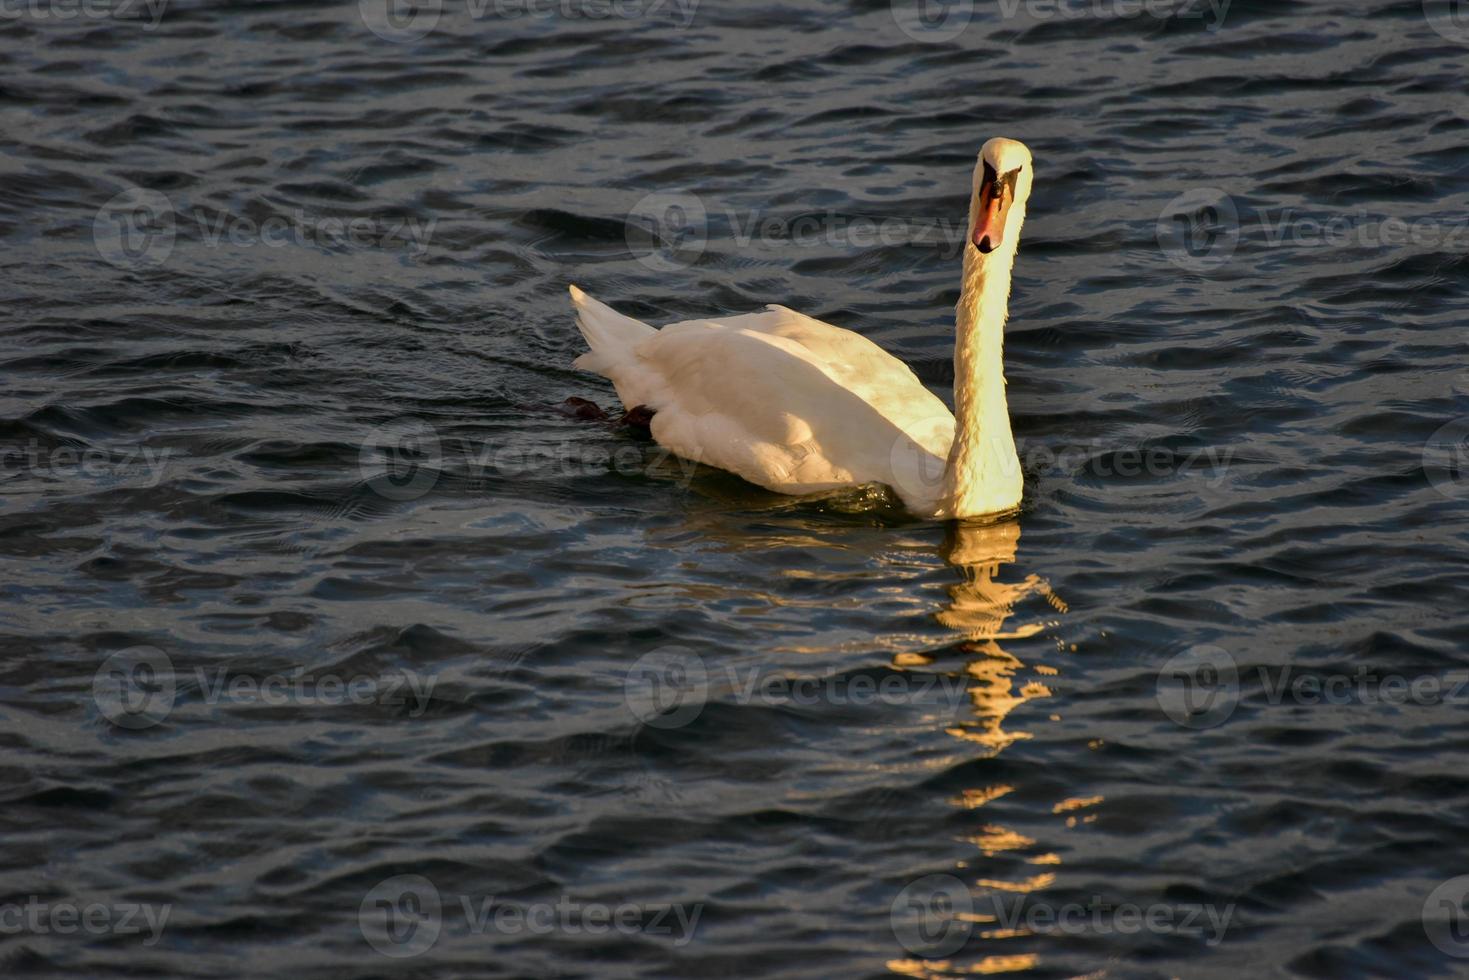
left=569, top=137, right=1033, bottom=520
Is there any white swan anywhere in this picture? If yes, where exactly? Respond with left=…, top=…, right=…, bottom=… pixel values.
left=570, top=137, right=1034, bottom=520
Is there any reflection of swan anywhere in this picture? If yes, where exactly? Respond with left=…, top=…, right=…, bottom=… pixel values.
left=569, top=137, right=1035, bottom=519
left=886, top=519, right=1079, bottom=979
left=938, top=520, right=1064, bottom=641
left=931, top=519, right=1065, bottom=754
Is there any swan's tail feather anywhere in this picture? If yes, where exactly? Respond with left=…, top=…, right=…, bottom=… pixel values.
left=569, top=284, right=655, bottom=375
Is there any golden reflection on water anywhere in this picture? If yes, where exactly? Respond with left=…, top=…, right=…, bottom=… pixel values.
left=639, top=498, right=1089, bottom=975
left=888, top=955, right=1041, bottom=978
left=930, top=519, right=1066, bottom=755
left=887, top=518, right=1092, bottom=978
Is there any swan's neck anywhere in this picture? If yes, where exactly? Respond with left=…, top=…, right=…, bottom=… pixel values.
left=941, top=240, right=1021, bottom=517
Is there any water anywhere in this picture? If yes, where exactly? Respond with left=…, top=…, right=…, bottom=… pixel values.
left=3, top=0, right=1469, bottom=976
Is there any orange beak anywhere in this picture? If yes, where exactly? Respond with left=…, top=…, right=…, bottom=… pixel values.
left=971, top=166, right=1009, bottom=254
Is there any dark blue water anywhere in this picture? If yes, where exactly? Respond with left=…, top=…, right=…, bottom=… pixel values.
left=3, top=0, right=1469, bottom=976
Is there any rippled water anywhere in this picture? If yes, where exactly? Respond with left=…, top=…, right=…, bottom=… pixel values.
left=3, top=0, right=1469, bottom=976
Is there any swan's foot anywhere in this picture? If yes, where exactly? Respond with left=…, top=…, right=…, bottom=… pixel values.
left=618, top=405, right=655, bottom=432
left=558, top=398, right=654, bottom=433
left=560, top=396, right=610, bottom=421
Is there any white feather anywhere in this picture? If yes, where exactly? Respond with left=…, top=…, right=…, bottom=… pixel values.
left=569, top=287, right=956, bottom=513
left=569, top=137, right=1035, bottom=519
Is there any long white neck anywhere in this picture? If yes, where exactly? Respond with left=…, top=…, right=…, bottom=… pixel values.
left=940, top=229, right=1023, bottom=518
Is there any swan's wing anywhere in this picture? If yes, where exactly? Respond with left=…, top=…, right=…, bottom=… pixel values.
left=613, top=315, right=953, bottom=508
left=676, top=304, right=948, bottom=431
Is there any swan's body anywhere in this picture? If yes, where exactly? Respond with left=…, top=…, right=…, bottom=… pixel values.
left=570, top=138, right=1034, bottom=520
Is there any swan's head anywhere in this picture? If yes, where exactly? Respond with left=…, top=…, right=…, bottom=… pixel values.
left=970, top=138, right=1034, bottom=255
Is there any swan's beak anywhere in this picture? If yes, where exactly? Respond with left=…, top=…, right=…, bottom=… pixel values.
left=971, top=165, right=1011, bottom=254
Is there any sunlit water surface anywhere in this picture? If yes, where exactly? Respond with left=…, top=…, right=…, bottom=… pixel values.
left=2, top=0, right=1469, bottom=976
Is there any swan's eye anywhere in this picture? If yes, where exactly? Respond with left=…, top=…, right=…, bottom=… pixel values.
left=998, top=167, right=1022, bottom=198
left=981, top=162, right=1023, bottom=202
